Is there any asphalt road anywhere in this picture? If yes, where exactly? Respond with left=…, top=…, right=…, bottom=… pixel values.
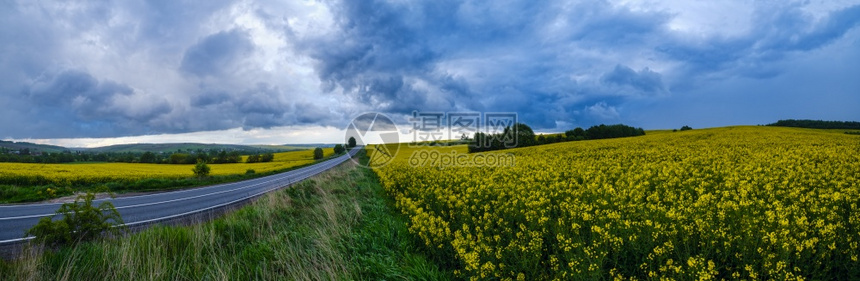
left=0, top=148, right=360, bottom=244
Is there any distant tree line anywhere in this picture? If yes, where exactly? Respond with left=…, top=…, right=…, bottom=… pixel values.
left=469, top=123, right=537, bottom=152
left=0, top=148, right=276, bottom=164
left=0, top=149, right=86, bottom=164
left=767, top=119, right=860, bottom=129
left=468, top=123, right=645, bottom=153
left=567, top=124, right=646, bottom=140
left=245, top=153, right=275, bottom=163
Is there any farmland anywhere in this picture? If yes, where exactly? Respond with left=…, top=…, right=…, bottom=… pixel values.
left=0, top=148, right=334, bottom=203
left=371, top=126, right=860, bottom=280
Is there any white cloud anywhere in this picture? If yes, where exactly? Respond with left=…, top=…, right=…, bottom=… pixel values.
left=13, top=125, right=346, bottom=148
left=585, top=102, right=621, bottom=121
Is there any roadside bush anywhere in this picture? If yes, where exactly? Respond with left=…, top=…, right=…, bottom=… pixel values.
left=192, top=161, right=210, bottom=177
left=25, top=192, right=124, bottom=247
left=313, top=147, right=324, bottom=160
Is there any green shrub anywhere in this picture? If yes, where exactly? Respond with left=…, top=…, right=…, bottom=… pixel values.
left=313, top=147, right=324, bottom=160
left=334, top=144, right=345, bottom=154
left=25, top=192, right=124, bottom=247
left=192, top=161, right=210, bottom=177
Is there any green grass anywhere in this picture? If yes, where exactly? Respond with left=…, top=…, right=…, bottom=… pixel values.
left=0, top=150, right=451, bottom=280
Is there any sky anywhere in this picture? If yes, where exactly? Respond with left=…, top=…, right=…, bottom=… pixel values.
left=1, top=0, right=859, bottom=147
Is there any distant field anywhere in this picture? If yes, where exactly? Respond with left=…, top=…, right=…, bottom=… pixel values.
left=0, top=148, right=335, bottom=202
left=371, top=126, right=860, bottom=280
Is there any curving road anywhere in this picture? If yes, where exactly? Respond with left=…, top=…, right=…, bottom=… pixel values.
left=0, top=148, right=361, bottom=244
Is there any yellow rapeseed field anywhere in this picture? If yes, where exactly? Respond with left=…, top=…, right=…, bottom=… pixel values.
left=0, top=148, right=334, bottom=187
left=371, top=126, right=860, bottom=280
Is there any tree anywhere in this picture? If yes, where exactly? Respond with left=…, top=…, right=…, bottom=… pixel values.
left=213, top=150, right=228, bottom=164
left=260, top=153, right=274, bottom=162
left=468, top=132, right=488, bottom=153
left=196, top=151, right=211, bottom=163
left=348, top=137, right=357, bottom=148
left=246, top=154, right=260, bottom=163
left=26, top=192, right=124, bottom=247
left=511, top=123, right=536, bottom=148
left=571, top=127, right=585, bottom=140
left=192, top=161, right=210, bottom=177
left=183, top=154, right=198, bottom=164
left=169, top=153, right=188, bottom=164
left=227, top=151, right=241, bottom=163
left=584, top=124, right=645, bottom=140
left=680, top=125, right=693, bottom=131
left=334, top=144, right=345, bottom=154
left=469, top=123, right=537, bottom=152
left=313, top=147, right=324, bottom=160
left=140, top=152, right=156, bottom=163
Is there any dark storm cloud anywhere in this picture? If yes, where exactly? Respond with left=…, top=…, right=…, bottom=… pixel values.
left=299, top=0, right=447, bottom=113
left=601, top=65, right=666, bottom=95
left=294, top=101, right=334, bottom=124
left=121, top=0, right=236, bottom=56
left=236, top=83, right=287, bottom=119
left=180, top=29, right=255, bottom=77
left=15, top=68, right=173, bottom=138
left=191, top=91, right=232, bottom=107
left=182, top=83, right=297, bottom=131
left=659, top=4, right=860, bottom=80
left=303, top=0, right=860, bottom=130
left=300, top=0, right=673, bottom=129
left=26, top=69, right=106, bottom=106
